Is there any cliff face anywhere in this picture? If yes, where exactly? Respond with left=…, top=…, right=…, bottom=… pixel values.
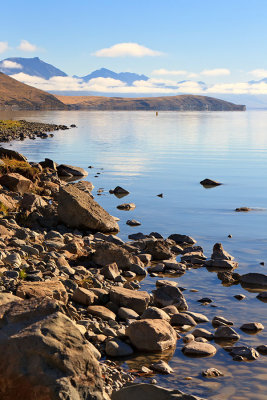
left=0, top=73, right=66, bottom=110
left=56, top=94, right=246, bottom=111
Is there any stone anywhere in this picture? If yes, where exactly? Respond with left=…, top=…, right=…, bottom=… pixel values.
left=112, top=383, right=204, bottom=400
left=128, top=232, right=147, bottom=240
left=182, top=341, right=217, bottom=357
left=148, top=263, right=165, bottom=273
left=256, top=345, right=267, bottom=355
left=57, top=164, right=88, bottom=176
left=126, top=319, right=177, bottom=352
left=240, top=273, right=267, bottom=288
left=144, top=240, right=174, bottom=260
left=156, top=280, right=178, bottom=288
left=58, top=185, right=119, bottom=232
left=92, top=241, right=143, bottom=270
left=183, top=334, right=195, bottom=343
left=117, top=203, right=136, bottom=210
left=235, top=207, right=251, bottom=212
left=141, top=306, right=170, bottom=321
left=0, top=173, right=33, bottom=194
left=126, top=219, right=141, bottom=226
left=110, top=286, right=150, bottom=314
left=234, top=294, right=246, bottom=300
left=0, top=299, right=106, bottom=400
left=118, top=307, right=139, bottom=320
left=0, top=147, right=27, bottom=161
left=72, top=287, right=97, bottom=306
left=153, top=286, right=188, bottom=311
left=191, top=328, right=214, bottom=340
left=129, top=263, right=147, bottom=276
left=0, top=292, right=22, bottom=306
left=101, top=263, right=120, bottom=280
left=214, top=326, right=240, bottom=341
left=105, top=339, right=134, bottom=357
left=16, top=280, right=68, bottom=305
left=229, top=346, right=259, bottom=361
left=240, top=322, right=264, bottom=332
left=112, top=186, right=129, bottom=196
left=212, top=316, right=233, bottom=327
left=257, top=292, right=267, bottom=302
left=3, top=252, right=21, bottom=267
left=184, top=311, right=209, bottom=323
left=87, top=305, right=116, bottom=321
left=211, top=243, right=234, bottom=260
left=20, top=193, right=48, bottom=211
left=170, top=313, right=197, bottom=326
left=205, top=259, right=238, bottom=269
left=168, top=234, right=196, bottom=245
left=151, top=360, right=173, bottom=374
left=200, top=178, right=222, bottom=187
left=202, top=368, right=224, bottom=378
left=162, top=305, right=180, bottom=315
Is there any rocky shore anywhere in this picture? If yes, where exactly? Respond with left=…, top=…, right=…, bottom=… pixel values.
left=0, top=144, right=265, bottom=399
left=0, top=119, right=71, bottom=142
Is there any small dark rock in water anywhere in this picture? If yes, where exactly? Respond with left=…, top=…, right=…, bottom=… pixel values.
left=202, top=368, right=224, bottom=378
left=117, top=203, right=136, bottom=211
left=240, top=273, right=267, bottom=288
left=112, top=186, right=129, bottom=195
left=157, top=193, right=163, bottom=198
left=229, top=346, right=259, bottom=361
left=197, top=297, right=212, bottom=304
left=235, top=207, right=252, bottom=212
left=70, top=124, right=77, bottom=127
left=260, top=261, right=265, bottom=265
left=234, top=294, right=246, bottom=301
left=256, top=292, right=267, bottom=302
left=240, top=322, right=264, bottom=332
left=228, top=234, right=232, bottom=238
left=256, top=345, right=267, bottom=355
left=88, top=166, right=94, bottom=168
left=128, top=232, right=147, bottom=240
left=126, top=219, right=141, bottom=226
left=200, top=178, right=222, bottom=188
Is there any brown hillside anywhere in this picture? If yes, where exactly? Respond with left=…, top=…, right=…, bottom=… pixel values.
left=0, top=73, right=66, bottom=110
left=56, top=94, right=246, bottom=111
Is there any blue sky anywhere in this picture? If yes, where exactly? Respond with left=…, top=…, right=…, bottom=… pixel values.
left=1, top=0, right=267, bottom=96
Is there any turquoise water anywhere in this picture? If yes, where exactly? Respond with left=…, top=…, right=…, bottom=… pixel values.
left=1, top=110, right=267, bottom=399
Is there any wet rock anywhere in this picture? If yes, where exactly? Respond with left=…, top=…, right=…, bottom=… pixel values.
left=197, top=297, right=212, bottom=304
left=256, top=345, right=267, bottom=355
left=217, top=271, right=240, bottom=285
left=117, top=203, right=136, bottom=210
left=72, top=287, right=97, bottom=306
left=168, top=234, right=196, bottom=245
left=156, top=280, right=178, bottom=288
left=170, top=313, right=197, bottom=327
left=191, top=328, right=214, bottom=340
left=57, top=164, right=88, bottom=176
left=87, top=305, right=116, bottom=321
left=184, top=311, right=209, bottom=323
left=128, top=232, right=147, bottom=240
left=126, top=219, right=141, bottom=226
left=112, top=383, right=205, bottom=400
left=151, top=360, right=173, bottom=374
left=16, top=280, right=68, bottom=304
left=240, top=322, right=264, bottom=332
left=212, top=316, right=234, bottom=327
left=126, top=319, right=177, bottom=352
left=129, top=263, right=147, bottom=276
left=141, top=306, right=170, bottom=321
left=58, top=184, right=119, bottom=232
left=256, top=292, right=267, bottom=302
left=0, top=173, right=33, bottom=194
left=0, top=298, right=107, bottom=400
left=105, top=338, right=134, bottom=357
left=235, top=207, right=251, bottom=212
left=211, top=243, right=234, bottom=261
left=234, top=294, right=246, bottom=300
left=202, top=368, right=224, bottom=378
left=205, top=259, right=238, bottom=269
left=182, top=341, right=217, bottom=357
left=110, top=286, right=150, bottom=314
left=92, top=241, right=143, bottom=270
left=240, top=273, right=267, bottom=288
left=229, top=346, right=259, bottom=361
left=214, top=326, right=240, bottom=341
left=148, top=263, right=165, bottom=273
left=200, top=178, right=222, bottom=187
left=153, top=286, right=188, bottom=311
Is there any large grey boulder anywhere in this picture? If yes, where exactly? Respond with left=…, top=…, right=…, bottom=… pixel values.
left=0, top=298, right=108, bottom=400
left=112, top=383, right=205, bottom=400
left=58, top=185, right=119, bottom=232
left=57, top=164, right=88, bottom=176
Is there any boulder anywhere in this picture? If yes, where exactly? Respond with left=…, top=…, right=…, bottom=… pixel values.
left=141, top=306, right=170, bottom=321
left=205, top=259, right=238, bottom=269
left=200, top=178, right=222, bottom=187
left=87, top=305, right=116, bottom=321
left=214, top=326, right=240, bottom=341
left=151, top=360, right=173, bottom=374
left=92, top=241, right=143, bottom=270
left=101, top=263, right=120, bottom=280
left=16, top=280, right=68, bottom=305
left=126, top=319, right=177, bottom=352
left=212, top=316, right=233, bottom=327
left=170, top=313, right=197, bottom=327
left=0, top=292, right=22, bottom=306
left=229, top=346, right=259, bottom=361
left=0, top=173, right=33, bottom=194
left=105, top=339, right=133, bottom=357
left=211, top=243, right=234, bottom=261
left=112, top=383, right=205, bottom=400
left=182, top=341, right=217, bottom=357
left=168, top=234, right=196, bottom=245
left=57, top=164, right=88, bottom=176
left=58, top=185, right=119, bottom=232
left=191, top=328, right=214, bottom=340
left=240, top=322, right=264, bottom=332
left=153, top=286, right=188, bottom=311
left=118, top=307, right=139, bottom=320
left=0, top=147, right=27, bottom=161
left=20, top=193, right=48, bottom=211
left=184, top=311, right=209, bottom=323
left=0, top=298, right=107, bottom=400
left=126, top=219, right=141, bottom=226
left=240, top=273, right=267, bottom=288
left=110, top=286, right=150, bottom=314
left=72, top=287, right=97, bottom=306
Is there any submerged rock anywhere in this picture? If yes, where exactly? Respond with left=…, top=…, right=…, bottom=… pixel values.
left=202, top=368, right=224, bottom=378
left=240, top=273, right=267, bottom=288
left=200, top=178, right=222, bottom=187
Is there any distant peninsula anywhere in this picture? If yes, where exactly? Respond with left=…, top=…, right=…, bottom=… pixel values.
left=0, top=72, right=245, bottom=111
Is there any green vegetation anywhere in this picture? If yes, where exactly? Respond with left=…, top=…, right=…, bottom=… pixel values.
left=0, top=120, right=22, bottom=130
left=0, top=201, right=9, bottom=216
left=19, top=269, right=27, bottom=280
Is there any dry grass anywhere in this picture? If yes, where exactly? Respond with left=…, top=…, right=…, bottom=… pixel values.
left=0, top=157, right=39, bottom=180
left=0, top=120, right=22, bottom=129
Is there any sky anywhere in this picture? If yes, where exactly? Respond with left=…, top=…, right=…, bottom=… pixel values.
left=1, top=0, right=267, bottom=96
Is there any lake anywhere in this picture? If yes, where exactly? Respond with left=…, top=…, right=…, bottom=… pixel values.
left=0, top=109, right=267, bottom=399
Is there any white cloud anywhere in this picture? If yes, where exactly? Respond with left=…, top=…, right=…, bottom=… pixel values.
left=0, top=42, right=8, bottom=54
left=201, top=68, right=230, bottom=76
left=18, top=40, right=37, bottom=52
left=92, top=42, right=163, bottom=57
left=1, top=60, right=22, bottom=69
left=248, top=69, right=267, bottom=79
left=152, top=69, right=187, bottom=76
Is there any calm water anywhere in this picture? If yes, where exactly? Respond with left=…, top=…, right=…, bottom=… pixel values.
left=1, top=110, right=267, bottom=399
